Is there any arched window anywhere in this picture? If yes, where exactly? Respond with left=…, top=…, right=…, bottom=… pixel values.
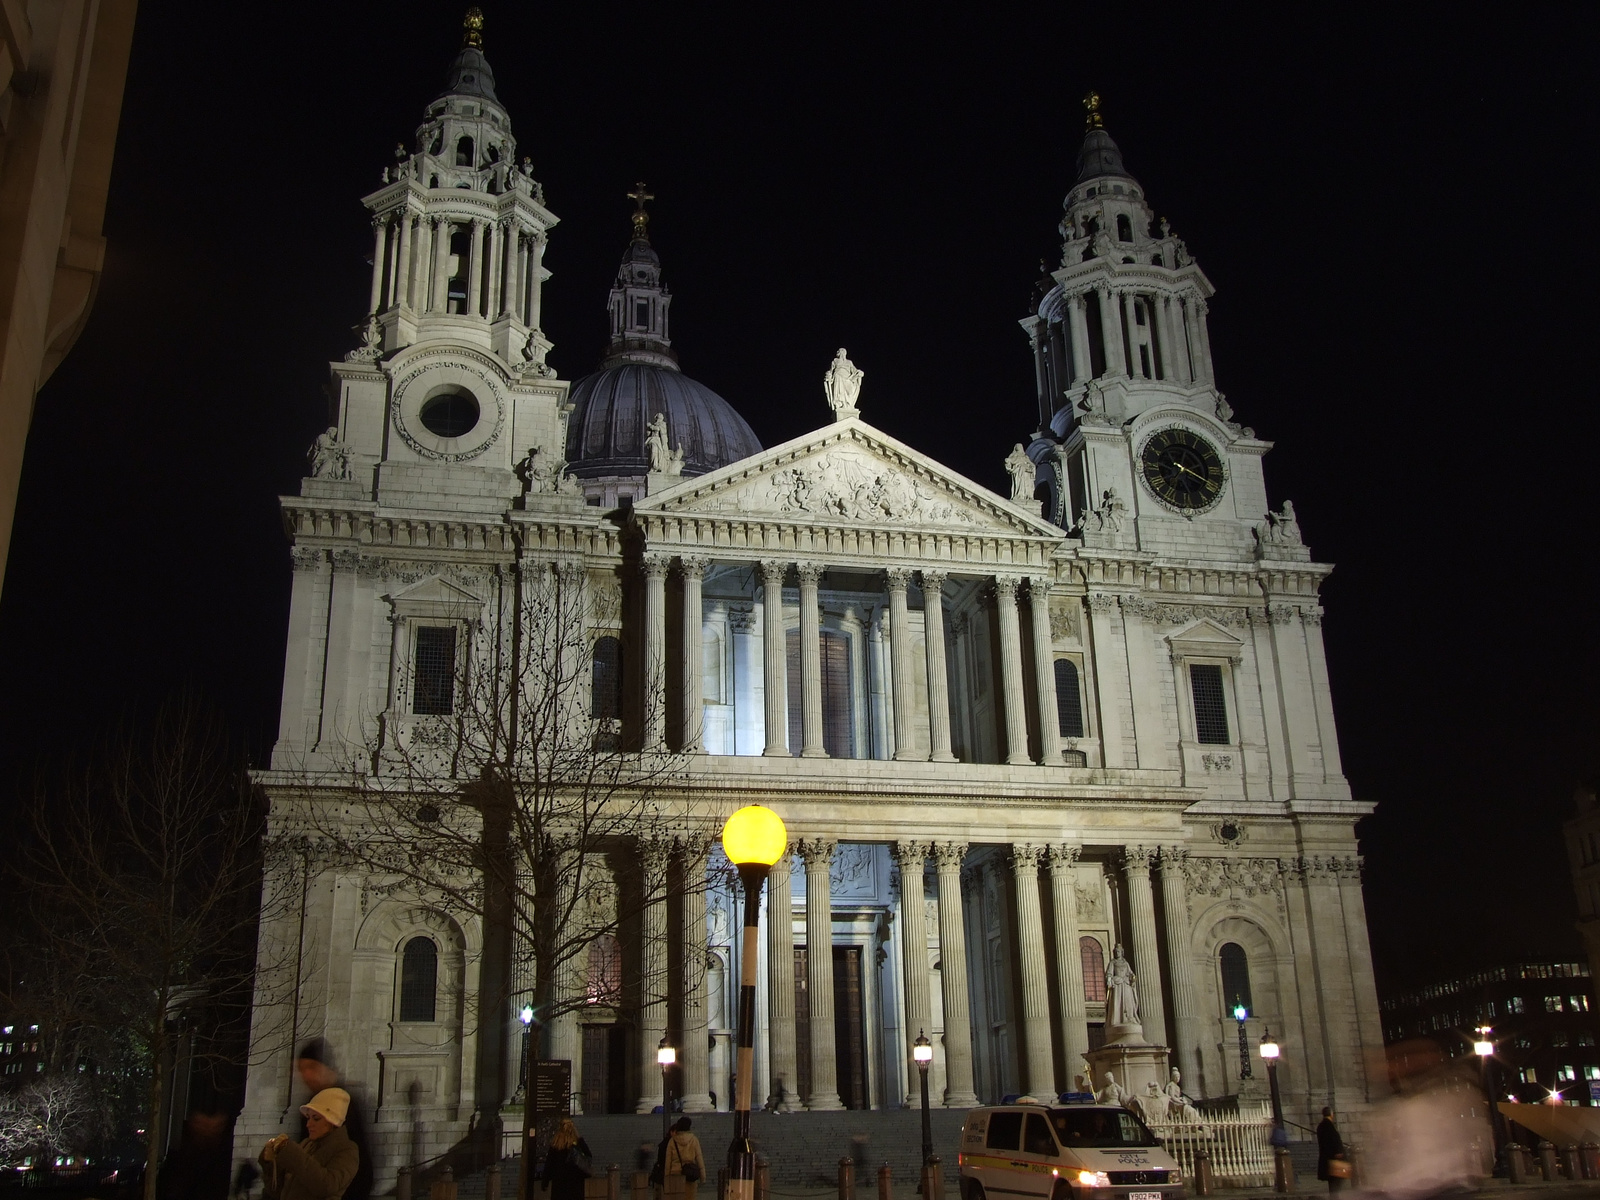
left=592, top=636, right=622, bottom=720
left=1054, top=659, right=1085, bottom=739
left=399, top=936, right=438, bottom=1022
left=585, top=935, right=622, bottom=1006
left=1080, top=936, right=1107, bottom=1002
left=1220, top=942, right=1253, bottom=1015
left=455, top=136, right=475, bottom=167
left=1116, top=214, right=1133, bottom=242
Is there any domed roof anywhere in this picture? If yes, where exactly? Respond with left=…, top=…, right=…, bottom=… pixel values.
left=1074, top=127, right=1138, bottom=187
left=565, top=364, right=762, bottom=480
left=441, top=47, right=498, bottom=103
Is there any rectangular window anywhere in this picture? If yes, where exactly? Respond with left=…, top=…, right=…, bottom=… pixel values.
left=1190, top=663, right=1230, bottom=744
left=1559, top=1065, right=1577, bottom=1082
left=1055, top=659, right=1086, bottom=739
left=1509, top=996, right=1524, bottom=1013
left=412, top=626, right=458, bottom=715
left=1521, top=1066, right=1538, bottom=1083
left=1546, top=996, right=1563, bottom=1013
left=1572, top=995, right=1590, bottom=1012
left=1586, top=1066, right=1600, bottom=1081
left=634, top=300, right=650, bottom=328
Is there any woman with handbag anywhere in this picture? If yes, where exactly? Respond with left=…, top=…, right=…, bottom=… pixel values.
left=1316, top=1107, right=1349, bottom=1192
left=663, top=1118, right=705, bottom=1200
left=541, top=1119, right=593, bottom=1200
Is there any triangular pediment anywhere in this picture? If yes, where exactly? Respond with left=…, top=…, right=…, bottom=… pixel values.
left=388, top=575, right=485, bottom=608
left=635, top=418, right=1065, bottom=539
left=1167, top=618, right=1243, bottom=656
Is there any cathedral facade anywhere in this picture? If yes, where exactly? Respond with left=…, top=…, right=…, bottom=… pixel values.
left=238, top=22, right=1385, bottom=1185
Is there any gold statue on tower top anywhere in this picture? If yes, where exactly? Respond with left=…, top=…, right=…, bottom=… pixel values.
left=627, top=181, right=655, bottom=242
left=462, top=7, right=484, bottom=50
left=1083, top=90, right=1104, bottom=130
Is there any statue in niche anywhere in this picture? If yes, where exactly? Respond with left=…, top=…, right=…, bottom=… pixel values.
left=645, top=412, right=685, bottom=475
left=1095, top=1071, right=1128, bottom=1107
left=1106, top=943, right=1140, bottom=1027
left=1164, top=1070, right=1201, bottom=1123
left=823, top=348, right=864, bottom=417
left=1005, top=444, right=1034, bottom=505
left=309, top=426, right=351, bottom=481
left=1261, top=500, right=1303, bottom=546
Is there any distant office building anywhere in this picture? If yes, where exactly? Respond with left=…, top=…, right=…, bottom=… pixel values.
left=1564, top=788, right=1600, bottom=987
left=1381, top=961, right=1597, bottom=1104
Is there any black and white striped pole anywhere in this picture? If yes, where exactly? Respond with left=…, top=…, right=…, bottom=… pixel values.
left=720, top=805, right=788, bottom=1200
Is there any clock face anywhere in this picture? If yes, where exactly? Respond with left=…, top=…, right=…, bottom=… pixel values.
left=1140, top=427, right=1226, bottom=512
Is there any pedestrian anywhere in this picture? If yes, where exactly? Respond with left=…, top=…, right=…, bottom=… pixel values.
left=540, top=1119, right=593, bottom=1200
left=295, top=1039, right=373, bottom=1200
left=662, top=1118, right=705, bottom=1200
left=1316, top=1106, right=1346, bottom=1193
left=259, top=1089, right=359, bottom=1200
left=158, top=1111, right=231, bottom=1200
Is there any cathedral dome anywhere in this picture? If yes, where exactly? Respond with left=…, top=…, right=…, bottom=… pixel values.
left=565, top=364, right=761, bottom=480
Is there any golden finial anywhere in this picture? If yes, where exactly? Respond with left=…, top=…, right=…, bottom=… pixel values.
left=1083, top=90, right=1104, bottom=130
left=462, top=7, right=484, bottom=50
left=627, top=181, right=655, bottom=241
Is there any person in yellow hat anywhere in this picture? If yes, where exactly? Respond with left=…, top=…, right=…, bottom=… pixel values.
left=260, top=1088, right=360, bottom=1200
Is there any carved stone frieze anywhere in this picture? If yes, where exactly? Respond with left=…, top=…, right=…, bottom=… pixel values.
left=589, top=582, right=622, bottom=627
left=753, top=448, right=984, bottom=526
left=291, top=547, right=327, bottom=572
left=1201, top=752, right=1234, bottom=772
left=1123, top=597, right=1250, bottom=627
left=1183, top=856, right=1282, bottom=899
left=1049, top=603, right=1081, bottom=641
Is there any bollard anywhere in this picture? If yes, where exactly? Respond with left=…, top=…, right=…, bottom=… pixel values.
left=1272, top=1145, right=1293, bottom=1193
left=878, top=1164, right=892, bottom=1200
left=1581, top=1142, right=1600, bottom=1180
left=838, top=1156, right=855, bottom=1200
left=1538, top=1140, right=1558, bottom=1181
left=1193, top=1150, right=1212, bottom=1197
left=487, top=1164, right=502, bottom=1200
left=931, top=1156, right=942, bottom=1200
left=631, top=1173, right=649, bottom=1200
left=1505, top=1143, right=1527, bottom=1184
left=1561, top=1145, right=1580, bottom=1180
left=608, top=1165, right=620, bottom=1200
left=755, top=1158, right=770, bottom=1200
left=398, top=1167, right=413, bottom=1200
left=716, top=1168, right=727, bottom=1200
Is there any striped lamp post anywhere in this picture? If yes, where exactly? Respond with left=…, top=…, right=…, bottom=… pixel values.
left=721, top=805, right=788, bottom=1200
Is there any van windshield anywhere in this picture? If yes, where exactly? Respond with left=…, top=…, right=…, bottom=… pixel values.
left=1049, top=1108, right=1159, bottom=1148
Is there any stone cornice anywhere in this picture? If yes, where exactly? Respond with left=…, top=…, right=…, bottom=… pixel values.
left=279, top=498, right=621, bottom=561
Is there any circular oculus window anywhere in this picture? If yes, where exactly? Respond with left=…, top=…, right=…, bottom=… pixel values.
left=419, top=389, right=480, bottom=438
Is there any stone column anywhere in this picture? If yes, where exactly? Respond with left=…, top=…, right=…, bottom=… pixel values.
left=765, top=849, right=798, bottom=1111
left=867, top=608, right=892, bottom=758
left=486, top=220, right=504, bottom=318
left=1048, top=844, right=1089, bottom=1084
left=1162, top=295, right=1190, bottom=384
left=921, top=571, right=955, bottom=763
left=680, top=838, right=713, bottom=1112
left=1098, top=286, right=1127, bottom=375
left=636, top=839, right=670, bottom=1112
left=760, top=560, right=790, bottom=756
left=548, top=848, right=581, bottom=1113
left=642, top=553, right=669, bottom=751
left=529, top=234, right=546, bottom=329
left=1028, top=578, right=1062, bottom=765
left=994, top=576, right=1031, bottom=765
left=1183, top=295, right=1212, bottom=384
left=501, top=230, right=521, bottom=319
left=799, top=839, right=843, bottom=1109
left=680, top=556, right=707, bottom=752
left=932, top=842, right=977, bottom=1106
left=431, top=216, right=452, bottom=312
left=1157, top=848, right=1201, bottom=1087
left=368, top=217, right=388, bottom=313
left=395, top=212, right=415, bottom=309
left=886, top=568, right=921, bottom=761
left=1011, top=844, right=1055, bottom=1095
left=893, top=842, right=933, bottom=1105
left=1122, top=292, right=1144, bottom=377
left=1068, top=293, right=1094, bottom=383
left=1121, top=848, right=1168, bottom=1046
left=796, top=562, right=826, bottom=757
left=467, top=218, right=486, bottom=317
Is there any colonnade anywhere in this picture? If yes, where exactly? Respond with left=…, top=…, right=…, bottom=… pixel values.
left=1038, top=287, right=1215, bottom=402
left=559, top=836, right=1208, bottom=1112
left=368, top=208, right=545, bottom=325
left=639, top=553, right=1069, bottom=766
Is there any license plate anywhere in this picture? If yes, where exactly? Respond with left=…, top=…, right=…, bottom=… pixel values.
left=1129, top=1193, right=1162, bottom=1200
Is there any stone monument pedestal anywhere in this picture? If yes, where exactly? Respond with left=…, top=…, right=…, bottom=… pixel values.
left=1083, top=1024, right=1171, bottom=1113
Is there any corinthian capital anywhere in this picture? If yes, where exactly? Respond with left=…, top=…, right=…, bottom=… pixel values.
left=1010, top=843, right=1046, bottom=873
left=931, top=842, right=968, bottom=871
left=797, top=838, right=836, bottom=868
left=1047, top=844, right=1083, bottom=874
left=1122, top=846, right=1157, bottom=872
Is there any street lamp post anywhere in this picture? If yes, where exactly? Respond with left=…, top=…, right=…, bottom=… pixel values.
left=1233, top=1003, right=1252, bottom=1080
left=658, top=1037, right=676, bottom=1146
left=1475, top=1026, right=1503, bottom=1163
left=721, top=805, right=788, bottom=1200
left=1259, top=1029, right=1283, bottom=1128
left=913, top=1030, right=934, bottom=1167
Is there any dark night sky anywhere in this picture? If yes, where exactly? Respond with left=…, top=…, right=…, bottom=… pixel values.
left=0, top=5, right=1594, bottom=993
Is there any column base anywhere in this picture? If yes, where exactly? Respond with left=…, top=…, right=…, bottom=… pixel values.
left=894, top=751, right=929, bottom=762
left=929, top=751, right=957, bottom=763
left=1006, top=753, right=1032, bottom=765
left=762, top=746, right=792, bottom=757
left=800, top=747, right=829, bottom=758
left=682, top=1094, right=714, bottom=1113
left=944, top=1090, right=979, bottom=1108
left=805, top=1091, right=845, bottom=1111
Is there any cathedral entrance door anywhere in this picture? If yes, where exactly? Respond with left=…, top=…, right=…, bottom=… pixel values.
left=793, top=945, right=869, bottom=1109
left=581, top=1023, right=629, bottom=1114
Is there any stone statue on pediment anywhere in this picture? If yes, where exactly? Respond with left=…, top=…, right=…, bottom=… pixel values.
left=824, top=348, right=863, bottom=418
left=1005, top=444, right=1034, bottom=505
left=309, top=426, right=351, bottom=481
left=645, top=412, right=685, bottom=475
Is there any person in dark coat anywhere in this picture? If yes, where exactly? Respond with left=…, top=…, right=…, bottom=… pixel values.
left=1315, top=1107, right=1346, bottom=1193
left=296, top=1039, right=372, bottom=1200
left=261, top=1089, right=360, bottom=1200
left=540, top=1119, right=592, bottom=1200
left=158, top=1112, right=231, bottom=1200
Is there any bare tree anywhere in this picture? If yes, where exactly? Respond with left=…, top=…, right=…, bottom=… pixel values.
left=5, top=701, right=272, bottom=1200
left=0, top=1074, right=95, bottom=1167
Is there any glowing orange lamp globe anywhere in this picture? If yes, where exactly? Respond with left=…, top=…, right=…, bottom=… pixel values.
left=721, top=805, right=787, bottom=867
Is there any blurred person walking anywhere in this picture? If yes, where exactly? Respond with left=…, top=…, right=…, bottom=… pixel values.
left=1316, top=1107, right=1346, bottom=1193
left=158, top=1112, right=231, bottom=1200
left=295, top=1039, right=373, bottom=1200
left=260, top=1089, right=359, bottom=1200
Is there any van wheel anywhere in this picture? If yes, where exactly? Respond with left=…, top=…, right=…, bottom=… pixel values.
left=1050, top=1182, right=1072, bottom=1200
left=964, top=1182, right=986, bottom=1200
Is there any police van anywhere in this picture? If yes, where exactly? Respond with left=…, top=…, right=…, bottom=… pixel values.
left=958, top=1101, right=1185, bottom=1200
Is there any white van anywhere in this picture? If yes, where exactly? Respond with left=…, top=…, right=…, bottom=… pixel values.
left=958, top=1102, right=1186, bottom=1200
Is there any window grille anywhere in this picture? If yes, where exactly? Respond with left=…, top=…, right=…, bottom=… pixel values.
left=1080, top=937, right=1106, bottom=1002
left=591, top=636, right=622, bottom=720
left=412, top=626, right=457, bottom=715
left=1054, top=659, right=1085, bottom=739
left=399, top=937, right=438, bottom=1022
left=585, top=935, right=622, bottom=1006
left=1220, top=942, right=1253, bottom=1014
left=1189, top=663, right=1230, bottom=744
left=786, top=628, right=854, bottom=758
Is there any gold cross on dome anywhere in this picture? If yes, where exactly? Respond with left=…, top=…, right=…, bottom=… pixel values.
left=628, top=181, right=655, bottom=212
left=627, top=181, right=655, bottom=239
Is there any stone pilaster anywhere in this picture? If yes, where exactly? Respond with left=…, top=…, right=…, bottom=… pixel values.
left=1157, top=847, right=1201, bottom=1087
left=1011, top=844, right=1055, bottom=1095
left=642, top=553, right=669, bottom=751
left=679, top=837, right=713, bottom=1111
left=635, top=839, right=670, bottom=1112
left=760, top=560, right=790, bottom=756
left=921, top=571, right=955, bottom=763
left=680, top=556, right=707, bottom=752
left=1029, top=577, right=1063, bottom=765
left=994, top=576, right=1031, bottom=765
left=933, top=842, right=978, bottom=1106
left=765, top=848, right=798, bottom=1111
left=893, top=841, right=932, bottom=1104
left=467, top=218, right=486, bottom=317
left=886, top=567, right=921, bottom=761
left=799, top=838, right=843, bottom=1109
left=1048, top=844, right=1090, bottom=1082
left=1121, top=847, right=1167, bottom=1046
left=797, top=562, right=826, bottom=757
